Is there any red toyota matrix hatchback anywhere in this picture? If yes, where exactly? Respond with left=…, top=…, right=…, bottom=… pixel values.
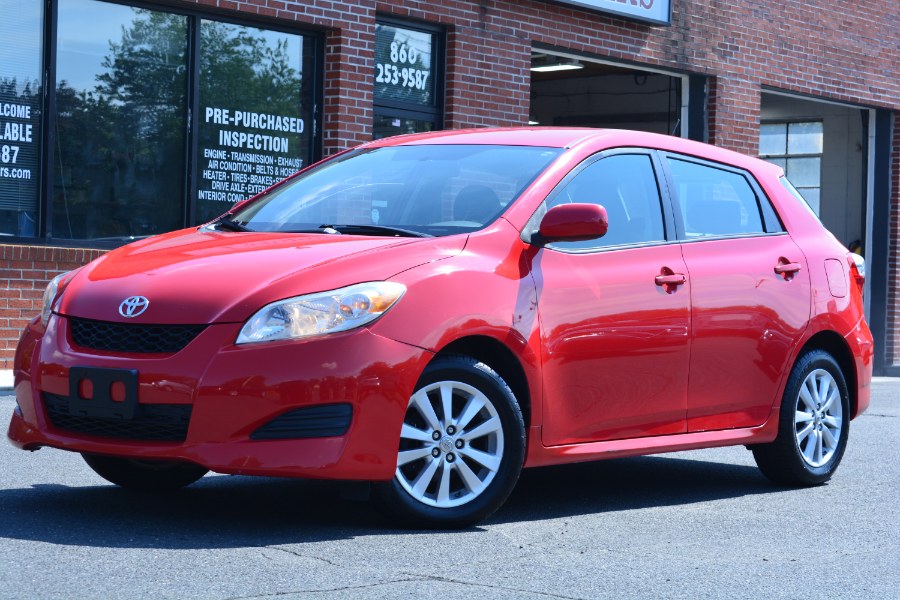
left=9, top=129, right=873, bottom=527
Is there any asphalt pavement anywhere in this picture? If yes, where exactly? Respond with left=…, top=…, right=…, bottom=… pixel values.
left=1, top=379, right=898, bottom=599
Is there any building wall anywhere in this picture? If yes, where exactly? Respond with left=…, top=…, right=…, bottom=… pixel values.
left=1, top=0, right=899, bottom=371
left=1, top=245, right=106, bottom=369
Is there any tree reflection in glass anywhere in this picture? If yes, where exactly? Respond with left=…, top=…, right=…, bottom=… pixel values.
left=196, top=21, right=310, bottom=224
left=53, top=1, right=312, bottom=240
left=54, top=3, right=187, bottom=240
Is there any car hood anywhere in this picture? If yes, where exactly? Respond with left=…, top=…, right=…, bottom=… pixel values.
left=58, top=228, right=466, bottom=324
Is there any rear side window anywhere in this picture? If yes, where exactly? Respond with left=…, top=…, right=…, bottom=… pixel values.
left=546, top=153, right=666, bottom=250
left=667, top=158, right=766, bottom=238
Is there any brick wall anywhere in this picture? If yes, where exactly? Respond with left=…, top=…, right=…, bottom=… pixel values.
left=1, top=245, right=107, bottom=369
left=1, top=0, right=899, bottom=369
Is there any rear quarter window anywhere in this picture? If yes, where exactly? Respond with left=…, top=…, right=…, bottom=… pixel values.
left=780, top=175, right=823, bottom=225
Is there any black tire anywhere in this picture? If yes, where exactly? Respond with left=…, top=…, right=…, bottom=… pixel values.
left=752, top=349, right=850, bottom=486
left=82, top=454, right=208, bottom=491
left=373, top=355, right=526, bottom=528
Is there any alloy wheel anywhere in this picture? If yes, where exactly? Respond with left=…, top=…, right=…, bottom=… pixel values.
left=794, top=368, right=843, bottom=468
left=395, top=380, right=505, bottom=508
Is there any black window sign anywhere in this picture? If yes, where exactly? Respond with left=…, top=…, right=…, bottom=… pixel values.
left=196, top=21, right=314, bottom=224
left=375, top=24, right=434, bottom=107
left=0, top=0, right=42, bottom=238
left=0, top=91, right=39, bottom=226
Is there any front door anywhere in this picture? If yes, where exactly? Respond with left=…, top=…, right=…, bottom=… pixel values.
left=533, top=152, right=691, bottom=446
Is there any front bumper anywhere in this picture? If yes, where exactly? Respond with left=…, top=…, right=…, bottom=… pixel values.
left=8, top=314, right=431, bottom=481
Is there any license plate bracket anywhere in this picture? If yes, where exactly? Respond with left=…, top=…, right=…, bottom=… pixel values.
left=68, top=367, right=139, bottom=420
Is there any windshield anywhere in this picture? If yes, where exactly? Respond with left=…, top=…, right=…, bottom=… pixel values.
left=228, top=144, right=563, bottom=236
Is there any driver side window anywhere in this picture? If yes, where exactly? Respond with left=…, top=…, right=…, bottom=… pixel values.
left=547, top=154, right=666, bottom=250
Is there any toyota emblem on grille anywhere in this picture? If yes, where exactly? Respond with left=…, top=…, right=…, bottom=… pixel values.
left=118, top=296, right=150, bottom=318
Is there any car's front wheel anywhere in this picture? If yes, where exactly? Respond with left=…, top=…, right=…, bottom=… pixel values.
left=374, top=355, right=525, bottom=528
left=82, top=454, right=209, bottom=491
left=752, top=349, right=850, bottom=486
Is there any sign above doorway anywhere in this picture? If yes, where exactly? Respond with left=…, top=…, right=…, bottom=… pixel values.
left=548, top=0, right=671, bottom=25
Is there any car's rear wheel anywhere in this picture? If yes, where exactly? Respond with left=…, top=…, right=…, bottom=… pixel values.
left=374, top=355, right=525, bottom=528
left=752, top=349, right=850, bottom=486
left=82, top=454, right=208, bottom=491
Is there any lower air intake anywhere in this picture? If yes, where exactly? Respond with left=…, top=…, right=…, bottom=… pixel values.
left=43, top=392, right=192, bottom=442
left=251, top=404, right=353, bottom=440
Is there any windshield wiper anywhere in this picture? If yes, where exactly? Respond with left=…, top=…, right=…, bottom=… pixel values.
left=319, top=224, right=432, bottom=238
left=213, top=216, right=252, bottom=232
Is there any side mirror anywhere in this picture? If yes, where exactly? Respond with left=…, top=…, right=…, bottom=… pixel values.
left=537, top=203, right=608, bottom=243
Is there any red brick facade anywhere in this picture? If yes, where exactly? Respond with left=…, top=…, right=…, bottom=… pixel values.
left=1, top=0, right=898, bottom=372
left=1, top=245, right=107, bottom=369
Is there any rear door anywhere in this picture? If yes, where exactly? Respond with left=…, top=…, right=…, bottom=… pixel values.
left=662, top=154, right=811, bottom=432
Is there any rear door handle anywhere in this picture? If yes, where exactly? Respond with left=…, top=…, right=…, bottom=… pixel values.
left=774, top=258, right=802, bottom=282
left=774, top=262, right=802, bottom=275
left=655, top=274, right=686, bottom=285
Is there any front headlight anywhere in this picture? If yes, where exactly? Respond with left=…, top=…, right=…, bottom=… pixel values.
left=236, top=281, right=406, bottom=344
left=40, top=272, right=69, bottom=326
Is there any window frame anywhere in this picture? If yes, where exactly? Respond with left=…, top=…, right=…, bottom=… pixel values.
left=1, top=0, right=324, bottom=248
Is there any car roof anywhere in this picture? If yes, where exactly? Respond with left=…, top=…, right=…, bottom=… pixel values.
left=363, top=127, right=784, bottom=179
left=366, top=127, right=603, bottom=148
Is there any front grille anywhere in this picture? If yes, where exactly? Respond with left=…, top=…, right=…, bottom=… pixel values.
left=69, top=317, right=206, bottom=354
left=44, top=392, right=192, bottom=442
left=251, top=404, right=353, bottom=440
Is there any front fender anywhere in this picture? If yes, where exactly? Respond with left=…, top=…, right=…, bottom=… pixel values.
left=372, top=220, right=544, bottom=424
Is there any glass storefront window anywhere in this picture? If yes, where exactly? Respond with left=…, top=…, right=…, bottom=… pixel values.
left=54, top=0, right=188, bottom=240
left=373, top=19, right=442, bottom=141
left=196, top=21, right=314, bottom=224
left=375, top=24, right=435, bottom=107
left=0, top=0, right=43, bottom=238
left=2, top=0, right=320, bottom=246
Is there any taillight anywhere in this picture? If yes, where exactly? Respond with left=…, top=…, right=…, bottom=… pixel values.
left=847, top=252, right=865, bottom=298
